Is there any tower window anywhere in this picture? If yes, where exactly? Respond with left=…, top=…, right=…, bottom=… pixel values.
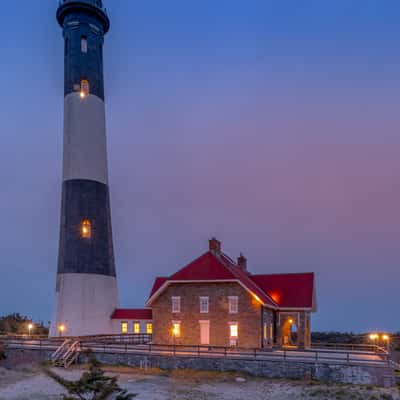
left=81, top=219, right=91, bottom=239
left=80, top=79, right=90, bottom=98
left=81, top=36, right=88, bottom=53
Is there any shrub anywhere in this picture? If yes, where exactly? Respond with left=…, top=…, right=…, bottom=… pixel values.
left=44, top=352, right=136, bottom=400
left=0, top=342, right=6, bottom=360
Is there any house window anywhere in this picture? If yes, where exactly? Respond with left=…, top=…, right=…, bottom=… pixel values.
left=172, top=296, right=181, bottom=313
left=81, top=36, right=88, bottom=53
left=228, top=296, right=238, bottom=314
left=229, top=323, right=238, bottom=338
left=172, top=321, right=181, bottom=338
left=146, top=323, right=152, bottom=334
left=199, top=296, right=209, bottom=313
left=81, top=219, right=91, bottom=239
left=133, top=322, right=140, bottom=334
left=80, top=79, right=90, bottom=98
left=263, top=322, right=267, bottom=340
left=121, top=322, right=128, bottom=334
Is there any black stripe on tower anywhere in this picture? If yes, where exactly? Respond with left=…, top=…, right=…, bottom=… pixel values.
left=58, top=179, right=116, bottom=277
left=57, top=1, right=109, bottom=101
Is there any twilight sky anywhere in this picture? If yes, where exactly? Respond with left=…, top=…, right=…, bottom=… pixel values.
left=0, top=0, right=399, bottom=332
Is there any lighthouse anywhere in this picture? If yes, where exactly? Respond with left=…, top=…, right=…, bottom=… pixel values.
left=50, top=0, right=119, bottom=337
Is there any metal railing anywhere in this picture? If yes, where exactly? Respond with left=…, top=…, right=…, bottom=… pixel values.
left=3, top=336, right=393, bottom=368
left=310, top=342, right=388, bottom=354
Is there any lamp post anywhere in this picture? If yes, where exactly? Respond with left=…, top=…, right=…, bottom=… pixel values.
left=28, top=323, right=33, bottom=337
left=58, top=324, right=66, bottom=337
left=382, top=334, right=390, bottom=351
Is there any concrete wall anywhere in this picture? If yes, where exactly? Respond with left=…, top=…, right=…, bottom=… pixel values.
left=151, top=282, right=262, bottom=348
left=111, top=320, right=152, bottom=335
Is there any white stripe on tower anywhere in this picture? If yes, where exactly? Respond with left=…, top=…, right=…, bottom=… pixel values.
left=63, top=93, right=108, bottom=184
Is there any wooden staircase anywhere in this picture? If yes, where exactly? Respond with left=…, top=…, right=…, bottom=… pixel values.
left=51, top=339, right=81, bottom=368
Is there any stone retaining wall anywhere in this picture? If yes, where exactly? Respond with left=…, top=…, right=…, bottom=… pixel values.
left=84, top=352, right=395, bottom=387
left=3, top=348, right=395, bottom=387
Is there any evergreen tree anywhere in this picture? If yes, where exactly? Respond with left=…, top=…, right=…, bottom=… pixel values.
left=0, top=342, right=6, bottom=360
left=44, top=353, right=136, bottom=400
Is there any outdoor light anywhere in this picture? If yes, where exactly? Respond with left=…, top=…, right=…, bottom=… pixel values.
left=382, top=334, right=389, bottom=341
left=369, top=333, right=378, bottom=341
left=253, top=294, right=261, bottom=303
left=289, top=319, right=293, bottom=324
left=58, top=324, right=66, bottom=336
left=28, top=323, right=33, bottom=336
left=80, top=91, right=85, bottom=99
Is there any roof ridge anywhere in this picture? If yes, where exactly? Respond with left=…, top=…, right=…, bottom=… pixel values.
left=220, top=254, right=279, bottom=308
left=169, top=251, right=212, bottom=279
left=253, top=272, right=315, bottom=277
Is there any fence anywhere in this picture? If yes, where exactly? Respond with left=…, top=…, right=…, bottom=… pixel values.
left=2, top=335, right=392, bottom=367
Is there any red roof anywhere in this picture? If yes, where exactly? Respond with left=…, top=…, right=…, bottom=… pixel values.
left=150, top=277, right=168, bottom=298
left=252, top=273, right=314, bottom=309
left=146, top=248, right=315, bottom=310
left=111, top=308, right=152, bottom=320
left=170, top=252, right=235, bottom=281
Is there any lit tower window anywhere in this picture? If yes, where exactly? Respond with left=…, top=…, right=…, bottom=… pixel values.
left=81, top=219, right=91, bottom=239
left=80, top=79, right=90, bottom=98
left=81, top=36, right=88, bottom=53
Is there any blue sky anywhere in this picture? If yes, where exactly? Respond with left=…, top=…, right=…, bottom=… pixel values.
left=0, top=0, right=399, bottom=332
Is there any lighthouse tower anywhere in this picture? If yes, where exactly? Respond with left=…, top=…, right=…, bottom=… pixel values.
left=50, top=0, right=119, bottom=337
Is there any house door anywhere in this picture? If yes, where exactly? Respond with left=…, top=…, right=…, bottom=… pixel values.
left=199, top=320, right=210, bottom=345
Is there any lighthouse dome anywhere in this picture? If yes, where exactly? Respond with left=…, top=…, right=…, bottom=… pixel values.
left=60, top=0, right=104, bottom=8
left=57, top=0, right=109, bottom=33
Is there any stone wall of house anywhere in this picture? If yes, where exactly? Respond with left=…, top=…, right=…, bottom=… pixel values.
left=151, top=282, right=263, bottom=348
left=261, top=308, right=274, bottom=348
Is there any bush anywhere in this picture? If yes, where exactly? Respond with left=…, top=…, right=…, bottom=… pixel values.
left=0, top=342, right=6, bottom=360
left=44, top=352, right=136, bottom=400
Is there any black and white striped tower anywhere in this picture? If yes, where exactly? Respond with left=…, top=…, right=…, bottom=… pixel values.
left=50, top=0, right=119, bottom=337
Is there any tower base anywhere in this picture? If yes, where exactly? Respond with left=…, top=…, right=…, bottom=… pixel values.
left=50, top=273, right=119, bottom=337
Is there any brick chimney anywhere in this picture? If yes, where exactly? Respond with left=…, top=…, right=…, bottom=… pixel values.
left=209, top=238, right=221, bottom=254
left=237, top=253, right=247, bottom=271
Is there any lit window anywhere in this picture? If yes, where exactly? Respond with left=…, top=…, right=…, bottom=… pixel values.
left=133, top=322, right=140, bottom=334
left=80, top=79, right=90, bottom=98
left=172, top=322, right=181, bottom=338
left=81, top=219, right=91, bottom=239
left=172, top=296, right=181, bottom=313
left=229, top=323, right=238, bottom=338
left=146, top=323, right=152, bottom=334
left=200, top=296, right=209, bottom=313
left=121, top=322, right=128, bottom=334
left=81, top=36, right=88, bottom=53
left=228, top=296, right=238, bottom=314
left=263, top=323, right=267, bottom=340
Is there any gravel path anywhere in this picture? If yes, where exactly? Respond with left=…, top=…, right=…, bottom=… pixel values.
left=0, top=366, right=399, bottom=400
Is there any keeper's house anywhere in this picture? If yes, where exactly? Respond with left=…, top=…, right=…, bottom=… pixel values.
left=112, top=238, right=316, bottom=349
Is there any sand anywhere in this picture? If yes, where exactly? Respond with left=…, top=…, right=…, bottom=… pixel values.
left=0, top=365, right=398, bottom=400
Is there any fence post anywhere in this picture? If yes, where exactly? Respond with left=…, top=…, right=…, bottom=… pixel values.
left=198, top=346, right=200, bottom=356
left=347, top=352, right=350, bottom=364
left=224, top=347, right=227, bottom=357
left=254, top=348, right=257, bottom=359
left=315, top=351, right=318, bottom=362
